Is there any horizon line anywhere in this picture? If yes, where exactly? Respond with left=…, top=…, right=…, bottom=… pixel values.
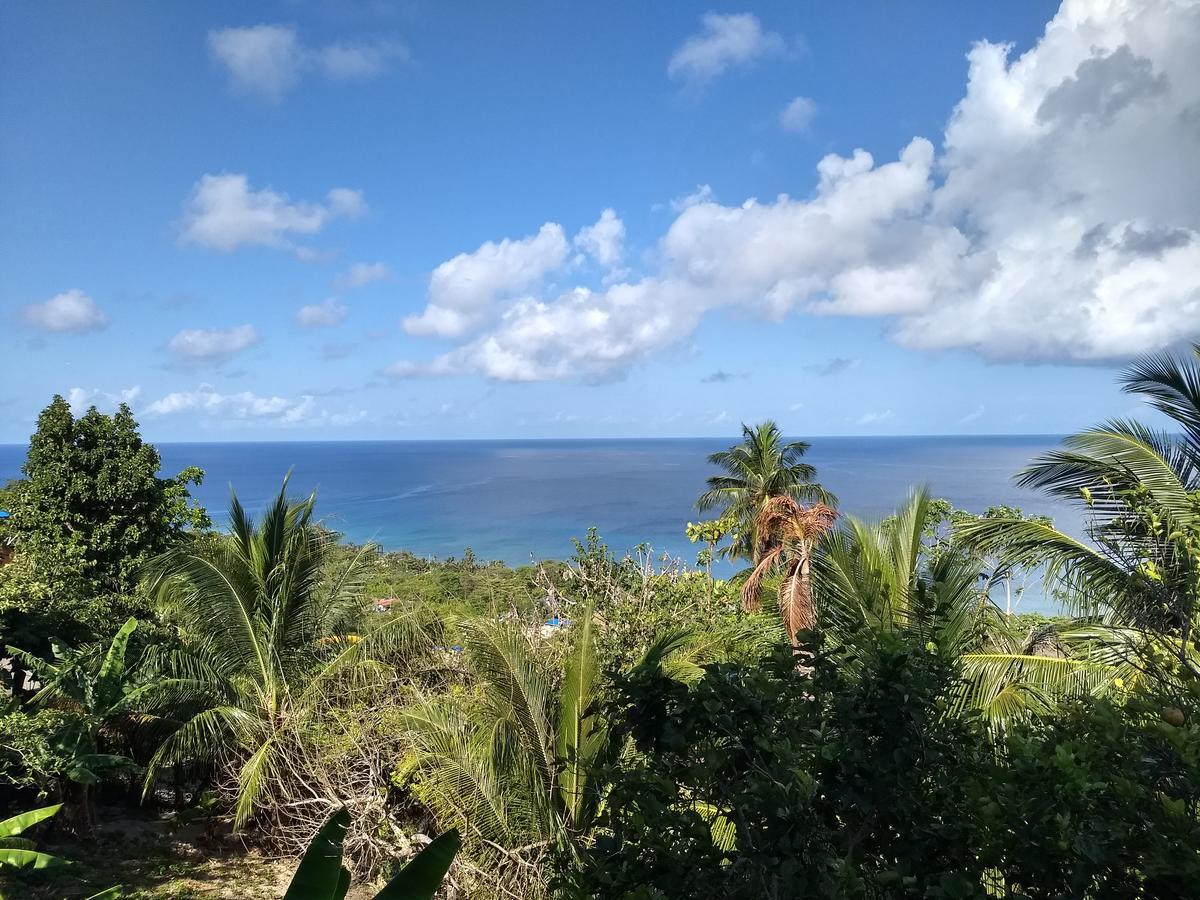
left=1, top=432, right=1073, bottom=447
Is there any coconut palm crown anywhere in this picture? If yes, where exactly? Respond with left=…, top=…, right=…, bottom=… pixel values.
left=139, top=478, right=429, bottom=828
left=697, top=421, right=835, bottom=560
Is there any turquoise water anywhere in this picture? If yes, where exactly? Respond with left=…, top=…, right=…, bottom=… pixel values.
left=0, top=436, right=1080, bottom=612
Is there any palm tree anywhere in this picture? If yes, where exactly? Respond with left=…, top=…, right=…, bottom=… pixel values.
left=811, top=488, right=1067, bottom=731
left=697, top=421, right=834, bottom=560
left=957, top=344, right=1200, bottom=697
left=140, top=479, right=429, bottom=828
left=401, top=602, right=727, bottom=896
left=741, top=496, right=837, bottom=645
left=6, top=618, right=142, bottom=834
left=401, top=609, right=606, bottom=896
left=815, top=488, right=994, bottom=650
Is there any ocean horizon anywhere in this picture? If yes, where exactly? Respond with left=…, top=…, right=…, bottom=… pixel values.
left=0, top=434, right=1080, bottom=613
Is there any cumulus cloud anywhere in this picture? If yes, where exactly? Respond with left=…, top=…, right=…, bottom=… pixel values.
left=779, top=95, right=817, bottom=132
left=668, top=12, right=785, bottom=86
left=144, top=384, right=366, bottom=427
left=179, top=174, right=366, bottom=253
left=296, top=297, right=348, bottom=328
left=335, top=261, right=393, bottom=290
left=391, top=0, right=1200, bottom=381
left=891, top=0, right=1200, bottom=363
left=701, top=369, right=738, bottom=383
left=21, top=289, right=110, bottom=333
left=574, top=209, right=625, bottom=269
left=388, top=0, right=1195, bottom=381
left=404, top=222, right=569, bottom=338
left=66, top=386, right=141, bottom=415
left=667, top=185, right=716, bottom=213
left=208, top=24, right=407, bottom=100
left=167, top=324, right=260, bottom=364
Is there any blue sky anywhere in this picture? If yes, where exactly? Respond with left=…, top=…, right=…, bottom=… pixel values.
left=3, top=0, right=1198, bottom=442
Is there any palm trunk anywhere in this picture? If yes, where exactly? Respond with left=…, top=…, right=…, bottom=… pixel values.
left=57, top=779, right=96, bottom=837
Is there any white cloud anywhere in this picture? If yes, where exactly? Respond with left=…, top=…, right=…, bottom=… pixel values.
left=574, top=209, right=625, bottom=269
left=335, top=261, right=393, bottom=290
left=21, top=289, right=110, bottom=333
left=144, top=384, right=366, bottom=427
left=779, top=95, right=817, bottom=132
left=890, top=0, right=1200, bottom=363
left=668, top=13, right=785, bottom=86
left=66, top=386, right=141, bottom=415
left=167, top=324, right=260, bottom=364
left=404, top=222, right=569, bottom=337
left=391, top=278, right=704, bottom=382
left=208, top=24, right=406, bottom=100
left=669, top=184, right=715, bottom=213
left=179, top=174, right=366, bottom=253
left=208, top=25, right=304, bottom=100
left=315, top=40, right=408, bottom=79
left=856, top=409, right=894, bottom=425
left=390, top=0, right=1200, bottom=381
left=960, top=405, right=986, bottom=424
left=296, top=297, right=348, bottom=328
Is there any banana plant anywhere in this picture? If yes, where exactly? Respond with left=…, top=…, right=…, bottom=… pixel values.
left=0, top=804, right=68, bottom=877
left=0, top=803, right=120, bottom=900
left=283, top=807, right=460, bottom=900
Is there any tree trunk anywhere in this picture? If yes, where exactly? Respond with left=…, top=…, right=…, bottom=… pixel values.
left=57, top=779, right=96, bottom=837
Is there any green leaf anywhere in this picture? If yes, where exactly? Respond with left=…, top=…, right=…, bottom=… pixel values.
left=283, top=807, right=350, bottom=900
left=374, top=828, right=460, bottom=900
left=0, top=803, right=62, bottom=838
left=96, top=617, right=138, bottom=706
left=84, top=888, right=124, bottom=900
left=0, top=847, right=70, bottom=869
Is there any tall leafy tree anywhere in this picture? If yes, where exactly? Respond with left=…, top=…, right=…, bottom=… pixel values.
left=697, top=421, right=833, bottom=560
left=140, top=479, right=428, bottom=828
left=0, top=396, right=207, bottom=644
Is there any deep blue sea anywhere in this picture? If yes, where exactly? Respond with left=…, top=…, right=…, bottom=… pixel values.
left=0, top=436, right=1081, bottom=612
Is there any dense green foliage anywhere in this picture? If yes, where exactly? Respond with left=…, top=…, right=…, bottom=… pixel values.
left=569, top=632, right=1200, bottom=899
left=0, top=396, right=207, bottom=648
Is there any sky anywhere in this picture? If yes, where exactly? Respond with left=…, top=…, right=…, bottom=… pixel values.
left=2, top=0, right=1198, bottom=442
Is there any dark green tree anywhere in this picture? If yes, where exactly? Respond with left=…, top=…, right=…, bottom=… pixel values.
left=0, top=395, right=208, bottom=646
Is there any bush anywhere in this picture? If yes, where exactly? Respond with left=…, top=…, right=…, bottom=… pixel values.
left=567, top=632, right=1200, bottom=899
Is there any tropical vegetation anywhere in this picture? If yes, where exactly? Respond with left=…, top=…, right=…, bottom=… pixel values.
left=5, top=348, right=1200, bottom=898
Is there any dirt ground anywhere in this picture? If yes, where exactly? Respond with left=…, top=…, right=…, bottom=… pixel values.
left=3, top=810, right=380, bottom=900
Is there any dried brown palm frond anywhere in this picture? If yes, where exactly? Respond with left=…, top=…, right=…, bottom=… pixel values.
left=742, top=497, right=837, bottom=644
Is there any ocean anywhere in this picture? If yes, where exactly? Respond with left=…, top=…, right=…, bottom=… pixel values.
left=0, top=436, right=1080, bottom=613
